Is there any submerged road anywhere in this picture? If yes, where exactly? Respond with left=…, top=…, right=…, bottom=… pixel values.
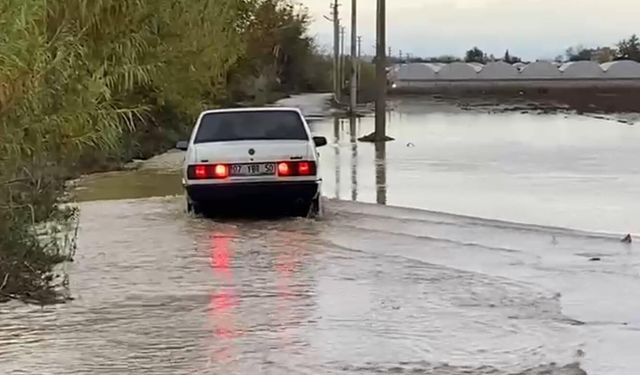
left=2, top=94, right=639, bottom=374
left=3, top=195, right=638, bottom=374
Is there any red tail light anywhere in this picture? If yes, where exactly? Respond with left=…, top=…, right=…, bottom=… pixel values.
left=278, top=162, right=292, bottom=176
left=213, top=164, right=229, bottom=178
left=298, top=162, right=311, bottom=175
left=188, top=164, right=229, bottom=180
left=277, top=161, right=316, bottom=177
left=194, top=165, right=208, bottom=179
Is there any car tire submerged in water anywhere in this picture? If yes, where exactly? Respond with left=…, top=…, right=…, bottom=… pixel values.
left=186, top=197, right=204, bottom=216
left=295, top=196, right=322, bottom=218
left=309, top=195, right=322, bottom=218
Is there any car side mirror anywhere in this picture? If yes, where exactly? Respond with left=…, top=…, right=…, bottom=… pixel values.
left=313, top=136, right=327, bottom=147
left=176, top=141, right=189, bottom=151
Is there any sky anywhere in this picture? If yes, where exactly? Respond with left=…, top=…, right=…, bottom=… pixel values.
left=301, top=0, right=640, bottom=61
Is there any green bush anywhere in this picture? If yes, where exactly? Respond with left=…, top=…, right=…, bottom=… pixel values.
left=0, top=0, right=329, bottom=303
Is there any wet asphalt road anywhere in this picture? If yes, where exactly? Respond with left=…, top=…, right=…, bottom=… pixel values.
left=0, top=197, right=604, bottom=374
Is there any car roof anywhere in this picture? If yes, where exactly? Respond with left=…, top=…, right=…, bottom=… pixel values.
left=199, top=107, right=303, bottom=116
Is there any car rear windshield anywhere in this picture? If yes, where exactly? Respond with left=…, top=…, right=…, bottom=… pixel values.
left=194, top=110, right=308, bottom=143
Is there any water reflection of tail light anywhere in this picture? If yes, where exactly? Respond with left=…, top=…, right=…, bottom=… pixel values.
left=211, top=289, right=235, bottom=311
left=208, top=289, right=237, bottom=343
left=209, top=231, right=238, bottom=342
left=211, top=234, right=231, bottom=274
left=275, top=231, right=310, bottom=298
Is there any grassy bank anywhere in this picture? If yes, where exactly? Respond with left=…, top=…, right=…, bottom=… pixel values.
left=0, top=0, right=331, bottom=304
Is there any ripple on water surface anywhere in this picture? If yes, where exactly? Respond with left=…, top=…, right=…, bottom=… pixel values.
left=0, top=197, right=591, bottom=374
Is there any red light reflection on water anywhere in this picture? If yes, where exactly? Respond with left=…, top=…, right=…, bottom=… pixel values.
left=210, top=234, right=231, bottom=275
left=207, top=231, right=239, bottom=366
left=274, top=231, right=309, bottom=349
left=205, top=227, right=314, bottom=368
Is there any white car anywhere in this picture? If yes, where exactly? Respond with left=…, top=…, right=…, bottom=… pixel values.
left=176, top=107, right=327, bottom=217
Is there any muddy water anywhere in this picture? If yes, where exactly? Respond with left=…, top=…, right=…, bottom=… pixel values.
left=316, top=100, right=640, bottom=234
left=3, top=94, right=640, bottom=374
left=0, top=197, right=591, bottom=374
left=75, top=96, right=640, bottom=236
left=74, top=170, right=182, bottom=202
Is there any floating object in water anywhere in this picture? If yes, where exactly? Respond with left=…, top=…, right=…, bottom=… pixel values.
left=621, top=234, right=632, bottom=243
left=589, top=257, right=601, bottom=262
left=406, top=142, right=415, bottom=148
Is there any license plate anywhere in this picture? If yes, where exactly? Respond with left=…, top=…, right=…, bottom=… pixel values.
left=230, top=163, right=275, bottom=176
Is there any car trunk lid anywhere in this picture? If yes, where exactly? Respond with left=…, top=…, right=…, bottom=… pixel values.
left=193, top=140, right=313, bottom=164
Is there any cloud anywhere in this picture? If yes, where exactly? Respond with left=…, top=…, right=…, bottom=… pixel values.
left=305, top=0, right=640, bottom=60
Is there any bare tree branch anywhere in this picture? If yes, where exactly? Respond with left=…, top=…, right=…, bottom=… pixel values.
left=0, top=274, right=9, bottom=291
left=0, top=178, right=29, bottom=186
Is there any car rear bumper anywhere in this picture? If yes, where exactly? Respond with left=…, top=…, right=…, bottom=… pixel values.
left=185, top=181, right=320, bottom=204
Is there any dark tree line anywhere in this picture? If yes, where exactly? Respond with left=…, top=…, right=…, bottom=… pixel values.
left=566, top=34, right=640, bottom=63
left=394, top=34, right=640, bottom=66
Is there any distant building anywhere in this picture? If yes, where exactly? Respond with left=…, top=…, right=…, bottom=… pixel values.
left=389, top=60, right=640, bottom=92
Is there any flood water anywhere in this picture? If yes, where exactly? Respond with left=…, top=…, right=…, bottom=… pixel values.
left=315, top=99, right=640, bottom=235
left=1, top=95, right=638, bottom=374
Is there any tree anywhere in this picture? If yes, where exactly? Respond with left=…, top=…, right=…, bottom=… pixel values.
left=503, top=49, right=522, bottom=64
left=0, top=0, right=326, bottom=303
left=593, top=47, right=616, bottom=63
left=465, top=47, right=485, bottom=63
left=616, top=34, right=640, bottom=61
left=566, top=45, right=593, bottom=61
left=429, top=55, right=461, bottom=63
left=227, top=0, right=330, bottom=102
left=1, top=0, right=250, bottom=303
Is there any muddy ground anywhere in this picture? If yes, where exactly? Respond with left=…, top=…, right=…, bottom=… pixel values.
left=391, top=87, right=640, bottom=125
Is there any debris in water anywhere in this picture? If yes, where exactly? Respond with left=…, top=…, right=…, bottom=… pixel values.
left=622, top=234, right=632, bottom=243
left=406, top=142, right=415, bottom=148
left=589, top=257, right=601, bottom=262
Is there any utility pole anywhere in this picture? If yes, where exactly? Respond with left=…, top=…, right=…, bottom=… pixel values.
left=375, top=0, right=388, bottom=141
left=334, top=117, right=341, bottom=199
left=358, top=0, right=392, bottom=142
left=349, top=0, right=358, bottom=115
left=349, top=116, right=358, bottom=201
left=375, top=142, right=387, bottom=204
left=332, top=1, right=341, bottom=103
left=340, top=26, right=346, bottom=94
left=357, top=36, right=363, bottom=90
